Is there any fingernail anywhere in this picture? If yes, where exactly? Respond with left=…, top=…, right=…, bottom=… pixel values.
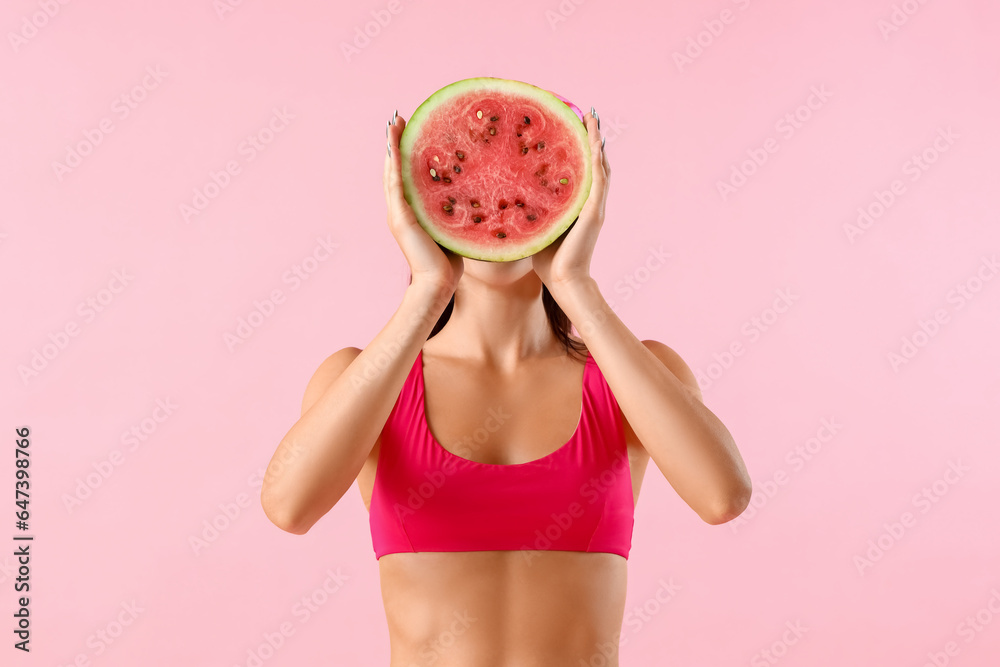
left=393, top=109, right=398, bottom=122
left=386, top=119, right=391, bottom=137
left=601, top=137, right=606, bottom=151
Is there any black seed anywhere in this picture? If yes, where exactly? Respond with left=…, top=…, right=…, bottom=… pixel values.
left=497, top=231, right=506, bottom=238
left=490, top=115, right=499, bottom=121
left=521, top=146, right=529, bottom=155
left=526, top=214, right=537, bottom=221
left=453, top=165, right=461, bottom=173
left=537, top=141, right=545, bottom=150
left=523, top=116, right=530, bottom=125
left=432, top=175, right=440, bottom=181
left=442, top=177, right=451, bottom=183
left=515, top=200, right=524, bottom=207
left=473, top=216, right=482, bottom=223
left=517, top=132, right=522, bottom=137
left=448, top=196, right=456, bottom=203
left=443, top=204, right=453, bottom=211
left=456, top=151, right=465, bottom=160
left=499, top=200, right=508, bottom=209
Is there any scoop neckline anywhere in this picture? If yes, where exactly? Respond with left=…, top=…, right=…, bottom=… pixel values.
left=417, top=348, right=590, bottom=468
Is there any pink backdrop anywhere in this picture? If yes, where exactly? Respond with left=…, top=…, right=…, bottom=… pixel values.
left=3, top=0, right=999, bottom=665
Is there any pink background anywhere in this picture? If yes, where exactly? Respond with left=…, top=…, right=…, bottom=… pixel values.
left=3, top=0, right=999, bottom=665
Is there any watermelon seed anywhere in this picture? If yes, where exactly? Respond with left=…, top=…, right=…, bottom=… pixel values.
left=496, top=231, right=506, bottom=238
left=453, top=165, right=461, bottom=173
left=537, top=141, right=545, bottom=150
left=470, top=200, right=480, bottom=208
left=442, top=177, right=452, bottom=183
left=517, top=133, right=522, bottom=137
left=489, top=127, right=496, bottom=136
left=559, top=178, right=568, bottom=184
left=521, top=146, right=529, bottom=155
left=448, top=196, right=457, bottom=203
left=473, top=216, right=482, bottom=223
left=477, top=110, right=483, bottom=119
left=490, top=115, right=499, bottom=121
left=523, top=116, right=531, bottom=125
left=499, top=200, right=508, bottom=209
left=443, top=204, right=453, bottom=212
left=433, top=156, right=440, bottom=163
left=429, top=168, right=437, bottom=178
left=515, top=200, right=524, bottom=207
left=455, top=151, right=465, bottom=160
left=527, top=214, right=537, bottom=221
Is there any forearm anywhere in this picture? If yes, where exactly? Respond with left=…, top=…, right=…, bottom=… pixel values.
left=549, top=278, right=750, bottom=521
left=263, top=281, right=453, bottom=532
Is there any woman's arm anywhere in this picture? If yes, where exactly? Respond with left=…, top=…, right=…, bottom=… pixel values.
left=260, top=281, right=453, bottom=534
left=553, top=278, right=751, bottom=525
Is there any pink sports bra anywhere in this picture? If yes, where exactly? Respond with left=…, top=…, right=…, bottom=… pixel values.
left=369, top=348, right=635, bottom=560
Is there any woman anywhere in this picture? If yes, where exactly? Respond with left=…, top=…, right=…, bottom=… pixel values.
left=261, top=107, right=751, bottom=666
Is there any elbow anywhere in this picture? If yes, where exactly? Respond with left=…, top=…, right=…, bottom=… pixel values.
left=702, top=479, right=753, bottom=526
left=261, top=489, right=311, bottom=535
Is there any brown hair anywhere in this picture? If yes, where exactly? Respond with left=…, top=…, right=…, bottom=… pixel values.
left=406, top=270, right=589, bottom=362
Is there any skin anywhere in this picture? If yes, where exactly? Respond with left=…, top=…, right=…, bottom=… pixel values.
left=261, top=109, right=752, bottom=666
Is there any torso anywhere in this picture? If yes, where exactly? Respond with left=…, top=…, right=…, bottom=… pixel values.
left=355, top=338, right=651, bottom=666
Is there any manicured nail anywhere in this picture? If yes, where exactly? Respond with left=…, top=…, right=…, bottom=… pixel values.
left=393, top=109, right=398, bottom=122
left=386, top=120, right=391, bottom=137
left=601, top=137, right=606, bottom=151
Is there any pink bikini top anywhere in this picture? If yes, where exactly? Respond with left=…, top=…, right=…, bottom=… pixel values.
left=369, top=348, right=635, bottom=560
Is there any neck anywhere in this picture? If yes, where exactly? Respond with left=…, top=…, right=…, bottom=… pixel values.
left=433, top=271, right=560, bottom=368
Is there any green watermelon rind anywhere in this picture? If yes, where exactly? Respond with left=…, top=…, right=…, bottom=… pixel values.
left=399, top=77, right=593, bottom=263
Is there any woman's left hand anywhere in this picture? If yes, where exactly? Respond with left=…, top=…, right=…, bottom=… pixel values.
left=531, top=109, right=610, bottom=293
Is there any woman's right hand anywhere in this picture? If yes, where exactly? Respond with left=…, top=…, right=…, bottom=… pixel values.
left=384, top=113, right=464, bottom=295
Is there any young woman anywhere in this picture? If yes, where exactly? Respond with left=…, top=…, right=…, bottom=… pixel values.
left=262, top=107, right=751, bottom=666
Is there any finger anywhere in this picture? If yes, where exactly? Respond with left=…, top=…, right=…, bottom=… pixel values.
left=387, top=117, right=410, bottom=210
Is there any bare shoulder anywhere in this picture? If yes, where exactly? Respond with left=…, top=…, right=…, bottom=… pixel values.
left=301, top=346, right=363, bottom=417
left=640, top=339, right=704, bottom=403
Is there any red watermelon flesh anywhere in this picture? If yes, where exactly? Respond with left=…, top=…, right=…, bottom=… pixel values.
left=400, top=78, right=592, bottom=262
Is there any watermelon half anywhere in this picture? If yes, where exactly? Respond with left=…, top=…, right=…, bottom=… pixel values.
left=399, top=77, right=592, bottom=262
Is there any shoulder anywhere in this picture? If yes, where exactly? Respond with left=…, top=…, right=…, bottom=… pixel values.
left=640, top=339, right=703, bottom=403
left=301, top=346, right=363, bottom=416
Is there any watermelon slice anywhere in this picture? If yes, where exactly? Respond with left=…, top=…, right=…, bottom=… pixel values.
left=399, top=77, right=592, bottom=262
